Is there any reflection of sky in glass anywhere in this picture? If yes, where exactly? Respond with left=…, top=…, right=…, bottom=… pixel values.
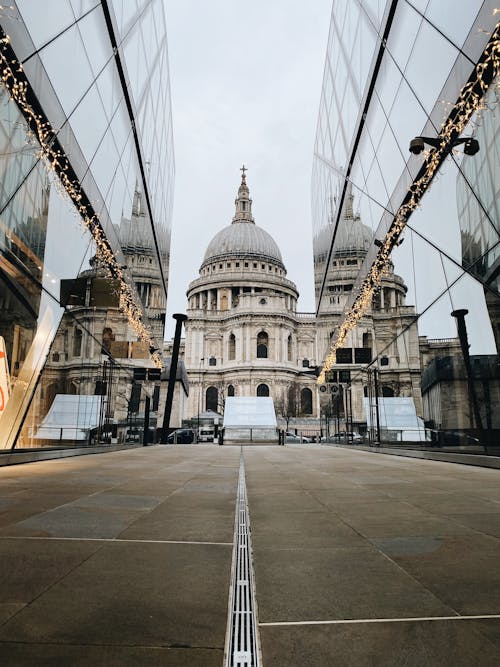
left=8, top=0, right=174, bottom=294
left=312, top=0, right=498, bottom=357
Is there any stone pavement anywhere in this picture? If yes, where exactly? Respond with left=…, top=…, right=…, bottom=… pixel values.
left=0, top=444, right=499, bottom=665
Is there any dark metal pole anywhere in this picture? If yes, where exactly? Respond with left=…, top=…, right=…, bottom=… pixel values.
left=348, top=384, right=353, bottom=437
left=367, top=369, right=374, bottom=444
left=97, top=360, right=107, bottom=443
left=197, top=357, right=204, bottom=443
left=451, top=309, right=484, bottom=433
left=344, top=385, right=350, bottom=443
left=143, top=395, right=150, bottom=446
left=160, top=313, right=187, bottom=443
left=106, top=358, right=113, bottom=441
left=336, top=395, right=340, bottom=435
left=373, top=368, right=381, bottom=446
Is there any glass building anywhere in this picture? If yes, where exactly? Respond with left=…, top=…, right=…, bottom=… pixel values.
left=0, top=1, right=174, bottom=449
left=313, top=1, right=500, bottom=441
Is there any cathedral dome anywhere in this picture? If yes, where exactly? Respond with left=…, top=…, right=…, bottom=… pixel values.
left=203, top=221, right=283, bottom=266
left=314, top=218, right=372, bottom=255
left=314, top=186, right=372, bottom=260
left=201, top=168, right=284, bottom=268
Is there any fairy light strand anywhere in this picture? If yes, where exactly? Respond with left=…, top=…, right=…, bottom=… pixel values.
left=318, top=21, right=500, bottom=383
left=0, top=33, right=162, bottom=368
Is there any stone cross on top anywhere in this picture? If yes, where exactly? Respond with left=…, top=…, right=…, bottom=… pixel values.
left=240, top=164, right=247, bottom=182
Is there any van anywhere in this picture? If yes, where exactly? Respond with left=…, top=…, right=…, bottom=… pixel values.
left=199, top=427, right=215, bottom=442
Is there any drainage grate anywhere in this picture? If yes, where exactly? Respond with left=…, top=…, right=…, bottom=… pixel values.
left=225, top=458, right=261, bottom=667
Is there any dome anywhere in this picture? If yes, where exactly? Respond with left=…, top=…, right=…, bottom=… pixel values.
left=201, top=168, right=284, bottom=268
left=334, top=217, right=372, bottom=253
left=314, top=218, right=372, bottom=259
left=203, top=221, right=283, bottom=267
left=314, top=185, right=373, bottom=260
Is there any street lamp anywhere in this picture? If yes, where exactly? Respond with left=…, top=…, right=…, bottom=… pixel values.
left=197, top=357, right=204, bottom=442
left=451, top=309, right=484, bottom=438
left=409, top=135, right=479, bottom=156
left=160, top=313, right=187, bottom=443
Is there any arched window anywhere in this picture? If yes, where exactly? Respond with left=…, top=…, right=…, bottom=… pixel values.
left=101, top=327, right=113, bottom=354
left=227, top=384, right=235, bottom=397
left=228, top=334, right=236, bottom=361
left=221, top=294, right=228, bottom=311
left=300, top=387, right=313, bottom=415
left=382, top=385, right=394, bottom=397
left=383, top=287, right=392, bottom=310
left=206, top=386, right=218, bottom=412
left=257, top=383, right=269, bottom=397
left=209, top=356, right=216, bottom=366
left=302, top=359, right=310, bottom=368
left=257, top=331, right=268, bottom=358
left=287, top=335, right=292, bottom=361
left=73, top=328, right=83, bottom=357
left=362, top=332, right=373, bottom=349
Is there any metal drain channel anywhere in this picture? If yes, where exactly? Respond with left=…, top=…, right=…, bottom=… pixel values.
left=225, top=457, right=261, bottom=667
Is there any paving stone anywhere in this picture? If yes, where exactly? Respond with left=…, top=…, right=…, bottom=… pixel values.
left=372, top=534, right=500, bottom=615
left=0, top=538, right=103, bottom=603
left=258, top=620, right=500, bottom=666
left=0, top=642, right=223, bottom=666
left=250, top=510, right=366, bottom=549
left=252, top=544, right=452, bottom=623
left=0, top=542, right=232, bottom=649
left=0, top=505, right=145, bottom=539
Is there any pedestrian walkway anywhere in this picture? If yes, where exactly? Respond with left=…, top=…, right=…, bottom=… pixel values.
left=0, top=445, right=499, bottom=665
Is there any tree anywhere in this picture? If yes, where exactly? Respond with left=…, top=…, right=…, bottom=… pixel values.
left=284, top=384, right=297, bottom=430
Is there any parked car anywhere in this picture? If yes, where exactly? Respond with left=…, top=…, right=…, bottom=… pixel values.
left=166, top=428, right=195, bottom=444
left=285, top=431, right=311, bottom=443
left=322, top=432, right=363, bottom=444
left=124, top=426, right=155, bottom=444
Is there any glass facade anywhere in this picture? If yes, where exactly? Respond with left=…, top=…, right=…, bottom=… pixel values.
left=313, top=1, right=500, bottom=443
left=0, top=1, right=174, bottom=449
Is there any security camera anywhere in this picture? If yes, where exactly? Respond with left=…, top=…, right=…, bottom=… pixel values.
left=409, top=137, right=425, bottom=154
left=463, top=138, right=479, bottom=156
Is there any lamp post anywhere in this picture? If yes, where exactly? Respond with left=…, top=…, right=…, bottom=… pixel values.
left=373, top=367, right=381, bottom=446
left=451, top=309, right=484, bottom=437
left=160, top=313, right=187, bottom=443
left=197, top=357, right=204, bottom=442
left=367, top=368, right=381, bottom=446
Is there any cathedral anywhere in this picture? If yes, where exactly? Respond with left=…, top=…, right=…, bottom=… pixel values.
left=31, top=171, right=423, bottom=442
left=184, top=168, right=318, bottom=423
left=23, top=185, right=186, bottom=445
left=184, top=169, right=422, bottom=434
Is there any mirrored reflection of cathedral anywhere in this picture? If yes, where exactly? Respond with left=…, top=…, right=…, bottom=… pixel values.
left=37, top=186, right=169, bottom=431
left=314, top=185, right=423, bottom=425
left=184, top=171, right=422, bottom=432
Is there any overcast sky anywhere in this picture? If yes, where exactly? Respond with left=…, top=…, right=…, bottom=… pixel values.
left=164, top=0, right=332, bottom=338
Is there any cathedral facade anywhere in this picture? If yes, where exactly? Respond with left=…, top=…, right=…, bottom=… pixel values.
left=184, top=170, right=318, bottom=423
left=184, top=171, right=422, bottom=432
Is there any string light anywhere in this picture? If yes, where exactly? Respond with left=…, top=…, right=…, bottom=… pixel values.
left=318, top=22, right=500, bottom=384
left=0, top=34, right=163, bottom=368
